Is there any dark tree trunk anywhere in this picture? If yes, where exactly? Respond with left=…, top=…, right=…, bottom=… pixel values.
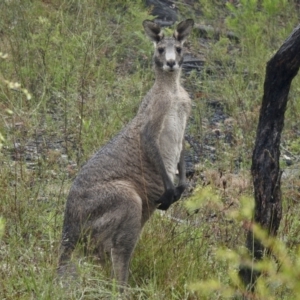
left=239, top=25, right=300, bottom=291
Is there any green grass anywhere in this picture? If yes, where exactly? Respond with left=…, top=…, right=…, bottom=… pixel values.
left=1, top=0, right=300, bottom=299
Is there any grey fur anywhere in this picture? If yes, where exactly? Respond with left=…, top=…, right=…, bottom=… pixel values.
left=58, top=19, right=194, bottom=291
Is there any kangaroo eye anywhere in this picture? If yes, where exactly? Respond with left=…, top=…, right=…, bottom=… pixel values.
left=176, top=47, right=182, bottom=54
left=158, top=47, right=164, bottom=54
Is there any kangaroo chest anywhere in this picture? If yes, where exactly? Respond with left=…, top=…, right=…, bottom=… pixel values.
left=159, top=98, right=190, bottom=181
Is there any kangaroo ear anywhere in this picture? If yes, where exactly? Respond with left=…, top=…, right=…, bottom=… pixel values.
left=173, top=19, right=194, bottom=43
left=143, top=20, right=164, bottom=43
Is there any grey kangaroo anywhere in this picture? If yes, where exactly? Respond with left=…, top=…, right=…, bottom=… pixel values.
left=58, top=19, right=194, bottom=291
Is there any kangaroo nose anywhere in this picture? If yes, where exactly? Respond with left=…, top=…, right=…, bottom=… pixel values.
left=167, top=60, right=176, bottom=68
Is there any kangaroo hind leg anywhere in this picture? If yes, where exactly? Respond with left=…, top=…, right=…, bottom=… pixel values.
left=108, top=184, right=143, bottom=292
left=110, top=224, right=141, bottom=292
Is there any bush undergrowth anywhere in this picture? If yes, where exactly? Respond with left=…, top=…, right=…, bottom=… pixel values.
left=0, top=0, right=300, bottom=299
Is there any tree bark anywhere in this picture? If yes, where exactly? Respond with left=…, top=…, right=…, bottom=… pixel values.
left=239, top=24, right=300, bottom=291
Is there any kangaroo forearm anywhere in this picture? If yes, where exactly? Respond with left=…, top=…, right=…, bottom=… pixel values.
left=177, top=145, right=186, bottom=185
left=156, top=184, right=186, bottom=210
left=141, top=127, right=174, bottom=190
left=144, top=142, right=174, bottom=190
left=157, top=149, right=187, bottom=210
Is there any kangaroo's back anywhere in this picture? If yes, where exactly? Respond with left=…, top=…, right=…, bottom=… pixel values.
left=58, top=18, right=194, bottom=293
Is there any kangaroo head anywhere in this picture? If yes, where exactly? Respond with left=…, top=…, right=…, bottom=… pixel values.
left=143, top=19, right=194, bottom=72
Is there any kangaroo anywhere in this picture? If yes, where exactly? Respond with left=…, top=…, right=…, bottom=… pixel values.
left=58, top=19, right=194, bottom=291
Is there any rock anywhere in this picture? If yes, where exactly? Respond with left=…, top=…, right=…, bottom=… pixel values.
left=183, top=53, right=205, bottom=74
left=194, top=24, right=239, bottom=42
left=145, top=0, right=177, bottom=24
